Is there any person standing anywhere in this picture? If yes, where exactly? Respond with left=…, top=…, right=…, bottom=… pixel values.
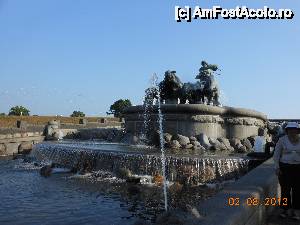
left=273, top=122, right=300, bottom=220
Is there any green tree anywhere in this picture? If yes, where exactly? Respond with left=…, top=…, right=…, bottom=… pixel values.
left=8, top=106, right=30, bottom=116
left=0, top=113, right=5, bottom=116
left=70, top=111, right=85, bottom=117
left=107, top=99, right=132, bottom=118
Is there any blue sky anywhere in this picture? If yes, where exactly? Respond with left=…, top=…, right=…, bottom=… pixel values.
left=0, top=0, right=299, bottom=118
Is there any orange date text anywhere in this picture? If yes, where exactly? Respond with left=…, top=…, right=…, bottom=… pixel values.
left=227, top=197, right=288, bottom=207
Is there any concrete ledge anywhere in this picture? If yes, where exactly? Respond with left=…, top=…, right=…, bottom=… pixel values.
left=185, top=158, right=279, bottom=225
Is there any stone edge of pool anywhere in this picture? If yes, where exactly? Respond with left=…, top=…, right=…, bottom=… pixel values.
left=166, top=158, right=278, bottom=225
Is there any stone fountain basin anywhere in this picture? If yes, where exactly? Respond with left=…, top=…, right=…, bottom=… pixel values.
left=124, top=104, right=267, bottom=139
left=33, top=141, right=265, bottom=185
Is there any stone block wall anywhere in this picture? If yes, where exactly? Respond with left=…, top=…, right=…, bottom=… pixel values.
left=0, top=132, right=44, bottom=156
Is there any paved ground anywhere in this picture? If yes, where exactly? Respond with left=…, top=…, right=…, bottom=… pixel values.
left=267, top=208, right=300, bottom=225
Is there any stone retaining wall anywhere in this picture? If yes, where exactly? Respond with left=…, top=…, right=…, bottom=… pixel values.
left=0, top=132, right=44, bottom=156
left=0, top=123, right=122, bottom=135
left=0, top=116, right=120, bottom=128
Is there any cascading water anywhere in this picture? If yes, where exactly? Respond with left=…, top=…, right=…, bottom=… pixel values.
left=33, top=142, right=250, bottom=185
left=152, top=73, right=168, bottom=211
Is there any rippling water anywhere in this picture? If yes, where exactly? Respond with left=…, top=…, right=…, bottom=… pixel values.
left=0, top=139, right=235, bottom=225
left=0, top=158, right=163, bottom=225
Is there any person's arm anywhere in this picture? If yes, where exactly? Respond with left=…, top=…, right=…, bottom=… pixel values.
left=273, top=138, right=283, bottom=171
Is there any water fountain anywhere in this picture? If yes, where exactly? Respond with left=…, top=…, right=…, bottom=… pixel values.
left=154, top=73, right=168, bottom=211
left=33, top=61, right=269, bottom=218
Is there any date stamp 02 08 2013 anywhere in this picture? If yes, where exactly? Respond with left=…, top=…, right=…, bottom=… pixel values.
left=227, top=197, right=288, bottom=207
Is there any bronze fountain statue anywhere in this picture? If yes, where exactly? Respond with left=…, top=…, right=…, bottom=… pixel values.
left=145, top=61, right=221, bottom=106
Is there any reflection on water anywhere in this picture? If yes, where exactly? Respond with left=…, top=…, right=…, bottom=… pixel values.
left=0, top=158, right=163, bottom=225
left=0, top=157, right=219, bottom=225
